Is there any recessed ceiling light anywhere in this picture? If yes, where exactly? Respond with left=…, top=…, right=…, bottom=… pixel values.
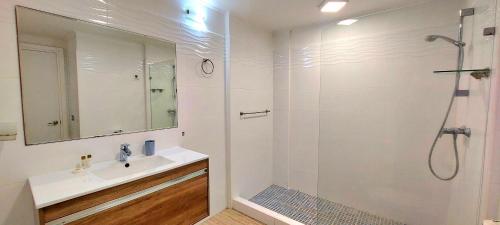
left=319, top=0, right=348, bottom=13
left=338, top=18, right=358, bottom=25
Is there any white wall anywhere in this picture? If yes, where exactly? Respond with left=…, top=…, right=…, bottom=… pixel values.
left=316, top=0, right=494, bottom=224
left=76, top=31, right=147, bottom=137
left=288, top=26, right=321, bottom=196
left=229, top=15, right=274, bottom=199
left=316, top=1, right=458, bottom=224
left=272, top=26, right=322, bottom=196
left=0, top=0, right=227, bottom=224
left=272, top=31, right=290, bottom=188
left=447, top=0, right=497, bottom=224
left=485, top=24, right=500, bottom=216
left=474, top=0, right=500, bottom=221
left=271, top=0, right=498, bottom=225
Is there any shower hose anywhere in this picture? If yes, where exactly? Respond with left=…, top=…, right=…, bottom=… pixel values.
left=427, top=73, right=460, bottom=181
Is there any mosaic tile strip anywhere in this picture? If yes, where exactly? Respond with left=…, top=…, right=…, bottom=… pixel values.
left=249, top=185, right=406, bottom=225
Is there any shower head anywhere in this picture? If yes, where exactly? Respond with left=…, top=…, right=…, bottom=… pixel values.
left=425, top=35, right=465, bottom=47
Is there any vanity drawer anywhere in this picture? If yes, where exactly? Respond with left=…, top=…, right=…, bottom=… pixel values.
left=67, top=174, right=208, bottom=225
left=38, top=159, right=209, bottom=225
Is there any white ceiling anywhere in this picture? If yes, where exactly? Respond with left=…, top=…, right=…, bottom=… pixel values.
left=210, top=0, right=430, bottom=31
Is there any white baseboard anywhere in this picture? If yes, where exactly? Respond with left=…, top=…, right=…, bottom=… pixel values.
left=232, top=197, right=304, bottom=225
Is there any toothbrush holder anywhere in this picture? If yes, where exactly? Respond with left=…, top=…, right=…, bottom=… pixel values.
left=145, top=140, right=155, bottom=156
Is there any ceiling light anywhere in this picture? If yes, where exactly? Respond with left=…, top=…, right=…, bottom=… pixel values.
left=337, top=18, right=358, bottom=25
left=319, top=0, right=348, bottom=13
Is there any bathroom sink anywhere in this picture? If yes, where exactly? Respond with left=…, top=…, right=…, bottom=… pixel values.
left=92, top=156, right=175, bottom=180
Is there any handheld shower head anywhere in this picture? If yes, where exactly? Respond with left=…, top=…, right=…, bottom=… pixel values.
left=425, top=35, right=465, bottom=47
left=425, top=35, right=439, bottom=42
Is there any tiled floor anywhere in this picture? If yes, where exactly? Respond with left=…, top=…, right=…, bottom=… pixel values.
left=202, top=209, right=264, bottom=225
left=250, top=185, right=406, bottom=225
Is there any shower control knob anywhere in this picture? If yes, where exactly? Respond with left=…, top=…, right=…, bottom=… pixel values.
left=440, top=126, right=471, bottom=138
left=459, top=126, right=472, bottom=138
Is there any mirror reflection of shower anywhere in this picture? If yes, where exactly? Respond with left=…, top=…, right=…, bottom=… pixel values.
left=169, top=65, right=177, bottom=127
left=425, top=8, right=474, bottom=181
left=149, top=61, right=178, bottom=129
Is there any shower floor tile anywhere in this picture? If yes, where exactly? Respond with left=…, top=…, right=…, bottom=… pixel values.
left=249, top=185, right=406, bottom=225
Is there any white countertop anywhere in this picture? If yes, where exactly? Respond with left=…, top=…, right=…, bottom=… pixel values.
left=28, top=146, right=208, bottom=209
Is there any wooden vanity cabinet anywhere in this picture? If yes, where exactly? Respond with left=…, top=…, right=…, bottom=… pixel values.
left=38, top=160, right=209, bottom=225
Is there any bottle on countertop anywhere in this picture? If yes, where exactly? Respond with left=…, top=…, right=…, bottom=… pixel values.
left=73, top=155, right=86, bottom=174
left=84, top=154, right=92, bottom=169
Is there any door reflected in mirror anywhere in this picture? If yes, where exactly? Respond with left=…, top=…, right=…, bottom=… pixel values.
left=16, top=6, right=178, bottom=145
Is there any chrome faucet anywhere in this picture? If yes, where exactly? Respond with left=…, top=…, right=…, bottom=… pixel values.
left=119, top=143, right=132, bottom=163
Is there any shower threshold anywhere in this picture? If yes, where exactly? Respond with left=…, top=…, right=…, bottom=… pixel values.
left=249, top=185, right=406, bottom=225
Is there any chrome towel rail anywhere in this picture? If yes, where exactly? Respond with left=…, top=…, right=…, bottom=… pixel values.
left=433, top=68, right=490, bottom=80
left=240, top=110, right=271, bottom=116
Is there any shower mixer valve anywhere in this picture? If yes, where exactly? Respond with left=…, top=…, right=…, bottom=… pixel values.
left=440, top=126, right=471, bottom=138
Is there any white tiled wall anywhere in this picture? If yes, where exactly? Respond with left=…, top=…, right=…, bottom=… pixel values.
left=288, top=27, right=321, bottom=196
left=482, top=0, right=500, bottom=220
left=229, top=15, right=274, bottom=199
left=76, top=31, right=147, bottom=137
left=487, top=59, right=500, bottom=218
left=270, top=0, right=500, bottom=225
left=316, top=0, right=497, bottom=224
left=272, top=26, right=322, bottom=196
left=447, top=0, right=498, bottom=224
left=272, top=24, right=332, bottom=198
left=0, top=0, right=227, bottom=224
left=316, top=1, right=467, bottom=224
left=272, top=31, right=290, bottom=188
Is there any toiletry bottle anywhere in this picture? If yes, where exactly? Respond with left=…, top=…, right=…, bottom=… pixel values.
left=86, top=154, right=92, bottom=168
left=81, top=155, right=86, bottom=168
left=73, top=155, right=87, bottom=173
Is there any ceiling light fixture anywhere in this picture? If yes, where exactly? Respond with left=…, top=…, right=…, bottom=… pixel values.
left=319, top=0, right=348, bottom=13
left=337, top=18, right=358, bottom=25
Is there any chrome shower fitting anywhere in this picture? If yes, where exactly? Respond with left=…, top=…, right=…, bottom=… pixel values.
left=440, top=126, right=471, bottom=138
left=425, top=35, right=466, bottom=47
left=460, top=8, right=475, bottom=17
left=426, top=7, right=474, bottom=181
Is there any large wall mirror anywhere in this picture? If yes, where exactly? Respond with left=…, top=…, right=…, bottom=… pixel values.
left=16, top=6, right=178, bottom=145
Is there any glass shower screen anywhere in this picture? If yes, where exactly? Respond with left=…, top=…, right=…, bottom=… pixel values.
left=317, top=0, right=496, bottom=224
